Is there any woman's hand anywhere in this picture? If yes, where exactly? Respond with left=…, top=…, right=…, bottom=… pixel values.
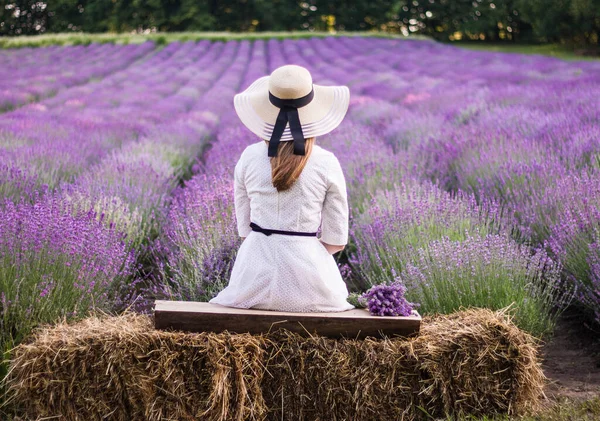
left=320, top=241, right=345, bottom=255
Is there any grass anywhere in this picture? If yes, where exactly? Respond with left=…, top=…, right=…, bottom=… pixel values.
left=453, top=41, right=600, bottom=61
left=465, top=397, right=600, bottom=421
left=0, top=30, right=431, bottom=49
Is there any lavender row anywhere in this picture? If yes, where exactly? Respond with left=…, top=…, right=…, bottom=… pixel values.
left=0, top=43, right=155, bottom=112
left=1, top=41, right=218, bottom=200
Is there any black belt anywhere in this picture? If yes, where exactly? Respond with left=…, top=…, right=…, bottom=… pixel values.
left=250, top=222, right=317, bottom=237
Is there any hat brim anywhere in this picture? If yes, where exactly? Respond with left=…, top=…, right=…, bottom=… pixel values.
left=234, top=76, right=350, bottom=142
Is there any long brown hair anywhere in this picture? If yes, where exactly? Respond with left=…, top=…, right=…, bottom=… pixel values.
left=265, top=137, right=315, bottom=192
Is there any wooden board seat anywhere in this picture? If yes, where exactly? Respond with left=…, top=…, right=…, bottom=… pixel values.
left=154, top=300, right=421, bottom=339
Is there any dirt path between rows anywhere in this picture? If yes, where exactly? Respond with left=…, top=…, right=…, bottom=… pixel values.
left=540, top=310, right=600, bottom=402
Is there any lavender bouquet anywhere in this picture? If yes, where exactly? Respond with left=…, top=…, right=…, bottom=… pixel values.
left=350, top=281, right=417, bottom=317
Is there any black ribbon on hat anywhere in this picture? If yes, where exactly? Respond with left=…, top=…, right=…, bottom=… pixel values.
left=267, top=87, right=315, bottom=157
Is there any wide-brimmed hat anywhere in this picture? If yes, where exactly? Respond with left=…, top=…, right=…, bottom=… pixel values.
left=233, top=64, right=350, bottom=157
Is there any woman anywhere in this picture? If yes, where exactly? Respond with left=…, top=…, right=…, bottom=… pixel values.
left=209, top=64, right=354, bottom=312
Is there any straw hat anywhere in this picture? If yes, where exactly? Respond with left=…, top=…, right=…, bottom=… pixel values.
left=234, top=65, right=350, bottom=154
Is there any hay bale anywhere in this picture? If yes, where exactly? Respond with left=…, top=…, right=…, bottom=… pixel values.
left=4, top=314, right=266, bottom=421
left=409, top=308, right=545, bottom=418
left=3, top=308, right=545, bottom=420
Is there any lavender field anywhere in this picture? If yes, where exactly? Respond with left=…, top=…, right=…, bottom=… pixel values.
left=2, top=37, right=600, bottom=364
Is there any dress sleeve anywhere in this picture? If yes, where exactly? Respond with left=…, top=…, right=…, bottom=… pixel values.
left=234, top=153, right=252, bottom=238
left=320, top=154, right=349, bottom=245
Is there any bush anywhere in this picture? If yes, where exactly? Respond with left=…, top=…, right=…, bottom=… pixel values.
left=349, top=181, right=503, bottom=290
left=401, top=234, right=569, bottom=337
left=547, top=174, right=600, bottom=324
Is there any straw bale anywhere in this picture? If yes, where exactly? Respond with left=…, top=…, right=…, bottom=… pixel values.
left=408, top=307, right=545, bottom=418
left=3, top=307, right=545, bottom=421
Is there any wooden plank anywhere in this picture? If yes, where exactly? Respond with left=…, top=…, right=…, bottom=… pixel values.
left=154, top=300, right=421, bottom=339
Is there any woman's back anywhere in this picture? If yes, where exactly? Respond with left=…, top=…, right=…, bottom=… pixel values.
left=209, top=141, right=353, bottom=312
left=235, top=141, right=348, bottom=245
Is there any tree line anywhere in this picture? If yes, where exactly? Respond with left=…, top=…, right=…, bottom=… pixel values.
left=1, top=0, right=599, bottom=45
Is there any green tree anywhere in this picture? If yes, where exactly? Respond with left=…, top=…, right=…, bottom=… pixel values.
left=387, top=0, right=529, bottom=41
left=45, top=0, right=113, bottom=33
left=253, top=0, right=307, bottom=32
left=166, top=0, right=216, bottom=31
left=516, top=0, right=600, bottom=44
left=318, top=0, right=391, bottom=31
left=0, top=0, right=49, bottom=35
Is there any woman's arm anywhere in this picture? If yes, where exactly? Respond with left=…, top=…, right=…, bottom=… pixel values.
left=234, top=154, right=252, bottom=239
left=320, top=155, right=349, bottom=254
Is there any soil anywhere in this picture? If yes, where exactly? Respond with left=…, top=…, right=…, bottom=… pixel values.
left=540, top=309, right=600, bottom=403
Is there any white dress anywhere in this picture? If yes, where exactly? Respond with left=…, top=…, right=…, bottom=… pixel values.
left=209, top=140, right=354, bottom=312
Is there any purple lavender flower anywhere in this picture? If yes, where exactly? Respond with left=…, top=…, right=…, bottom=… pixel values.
left=360, top=281, right=416, bottom=317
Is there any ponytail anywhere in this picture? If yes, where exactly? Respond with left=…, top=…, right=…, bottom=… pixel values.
left=266, top=137, right=315, bottom=192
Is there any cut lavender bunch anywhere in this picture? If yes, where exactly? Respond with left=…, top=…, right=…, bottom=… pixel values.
left=360, top=281, right=417, bottom=317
